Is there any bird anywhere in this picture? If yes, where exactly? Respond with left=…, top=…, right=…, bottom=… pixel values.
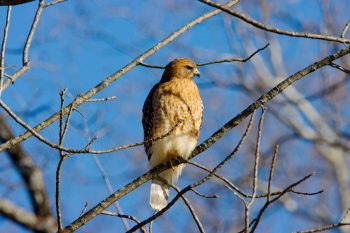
left=142, top=58, right=203, bottom=211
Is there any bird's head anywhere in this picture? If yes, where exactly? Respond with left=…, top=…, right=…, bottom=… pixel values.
left=160, top=58, right=200, bottom=82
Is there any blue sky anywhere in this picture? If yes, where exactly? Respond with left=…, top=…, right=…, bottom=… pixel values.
left=1, top=1, right=350, bottom=232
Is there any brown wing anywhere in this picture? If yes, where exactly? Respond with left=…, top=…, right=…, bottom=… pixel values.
left=199, top=100, right=204, bottom=134
left=142, top=83, right=159, bottom=160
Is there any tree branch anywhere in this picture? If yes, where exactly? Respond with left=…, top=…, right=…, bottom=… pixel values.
left=0, top=115, right=53, bottom=218
left=0, top=198, right=56, bottom=233
left=138, top=43, right=269, bottom=68
left=199, top=0, right=350, bottom=44
left=0, top=6, right=11, bottom=97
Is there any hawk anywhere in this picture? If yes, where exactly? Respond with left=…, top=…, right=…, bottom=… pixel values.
left=142, top=58, right=203, bottom=211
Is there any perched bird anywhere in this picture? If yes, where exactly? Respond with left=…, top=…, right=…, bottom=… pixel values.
left=142, top=58, right=203, bottom=211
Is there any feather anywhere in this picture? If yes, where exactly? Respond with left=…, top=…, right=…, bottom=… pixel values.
left=150, top=180, right=169, bottom=211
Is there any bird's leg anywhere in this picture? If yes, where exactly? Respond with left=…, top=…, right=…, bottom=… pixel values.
left=168, top=159, right=175, bottom=171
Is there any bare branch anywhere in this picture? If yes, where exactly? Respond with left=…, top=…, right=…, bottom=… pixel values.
left=138, top=62, right=165, bottom=69
left=197, top=43, right=269, bottom=66
left=92, top=155, right=130, bottom=231
left=55, top=155, right=65, bottom=230
left=191, top=188, right=219, bottom=199
left=294, top=223, right=350, bottom=233
left=244, top=107, right=266, bottom=233
left=249, top=173, right=316, bottom=233
left=79, top=202, right=88, bottom=217
left=2, top=64, right=29, bottom=90
left=84, top=96, right=117, bottom=102
left=340, top=208, right=350, bottom=223
left=101, top=211, right=145, bottom=233
left=187, top=160, right=244, bottom=198
left=1, top=0, right=44, bottom=92
left=267, top=144, right=279, bottom=202
left=44, top=0, right=67, bottom=8
left=0, top=115, right=53, bottom=218
left=138, top=43, right=269, bottom=69
left=23, top=0, right=44, bottom=64
left=341, top=20, right=350, bottom=38
left=199, top=0, right=350, bottom=44
left=329, top=62, right=350, bottom=74
left=170, top=185, right=205, bottom=233
left=0, top=198, right=56, bottom=233
left=294, top=208, right=350, bottom=233
left=0, top=6, right=11, bottom=97
left=188, top=160, right=321, bottom=199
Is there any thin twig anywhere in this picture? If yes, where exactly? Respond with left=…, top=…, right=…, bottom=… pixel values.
left=294, top=208, right=350, bottom=233
left=138, top=62, right=165, bottom=69
left=197, top=43, right=269, bottom=66
left=199, top=0, right=350, bottom=44
left=170, top=184, right=205, bottom=233
left=188, top=160, right=314, bottom=200
left=138, top=43, right=269, bottom=69
left=199, top=110, right=256, bottom=180
left=55, top=156, right=65, bottom=230
left=55, top=136, right=97, bottom=229
left=56, top=89, right=70, bottom=230
left=249, top=173, right=316, bottom=233
left=101, top=211, right=146, bottom=233
left=1, top=0, right=44, bottom=93
left=59, top=89, right=67, bottom=146
left=267, top=144, right=279, bottom=202
left=244, top=107, right=266, bottom=233
left=61, top=102, right=74, bottom=140
left=2, top=64, right=29, bottom=90
left=79, top=202, right=88, bottom=217
left=23, top=0, right=44, bottom=64
left=340, top=208, right=350, bottom=223
left=84, top=96, right=117, bottom=102
left=92, top=155, right=130, bottom=231
left=329, top=62, right=350, bottom=74
left=290, top=189, right=323, bottom=196
left=294, top=223, right=350, bottom=233
left=341, top=20, right=350, bottom=38
left=191, top=188, right=219, bottom=199
left=43, top=0, right=67, bottom=7
left=187, top=160, right=245, bottom=198
left=0, top=6, right=11, bottom=98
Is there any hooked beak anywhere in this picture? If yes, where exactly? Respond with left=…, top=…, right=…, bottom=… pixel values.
left=194, top=68, right=200, bottom=78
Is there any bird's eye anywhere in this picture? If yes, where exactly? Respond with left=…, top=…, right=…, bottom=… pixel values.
left=185, top=65, right=193, bottom=70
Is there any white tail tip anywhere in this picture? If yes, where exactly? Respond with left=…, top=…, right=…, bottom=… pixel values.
left=150, top=180, right=169, bottom=211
